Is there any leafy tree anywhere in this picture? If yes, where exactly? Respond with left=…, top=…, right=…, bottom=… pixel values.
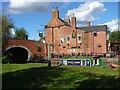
left=15, top=28, right=28, bottom=40
left=2, top=16, right=14, bottom=31
left=0, top=20, right=2, bottom=55
left=40, top=36, right=45, bottom=40
left=1, top=16, right=14, bottom=51
left=109, top=30, right=120, bottom=42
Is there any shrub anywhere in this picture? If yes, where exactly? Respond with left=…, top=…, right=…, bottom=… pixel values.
left=2, top=56, right=14, bottom=64
left=28, top=56, right=48, bottom=63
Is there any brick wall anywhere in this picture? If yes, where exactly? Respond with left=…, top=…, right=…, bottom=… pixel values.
left=45, top=7, right=107, bottom=55
left=5, top=39, right=47, bottom=57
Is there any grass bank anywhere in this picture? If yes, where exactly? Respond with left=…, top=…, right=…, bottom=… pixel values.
left=2, top=63, right=119, bottom=89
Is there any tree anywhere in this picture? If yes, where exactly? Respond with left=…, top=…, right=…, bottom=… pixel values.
left=15, top=28, right=28, bottom=40
left=2, top=16, right=14, bottom=32
left=40, top=36, right=45, bottom=40
left=1, top=16, right=14, bottom=51
left=0, top=19, right=2, bottom=55
left=109, top=30, right=120, bottom=42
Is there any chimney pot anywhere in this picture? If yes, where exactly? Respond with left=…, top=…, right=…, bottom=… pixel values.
left=66, top=16, right=70, bottom=24
left=56, top=7, right=58, bottom=10
left=53, top=7, right=55, bottom=11
left=73, top=13, right=75, bottom=17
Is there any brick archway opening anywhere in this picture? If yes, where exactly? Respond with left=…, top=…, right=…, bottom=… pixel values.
left=5, top=46, right=32, bottom=63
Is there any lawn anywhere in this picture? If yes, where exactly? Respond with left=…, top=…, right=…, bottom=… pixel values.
left=2, top=63, right=120, bottom=89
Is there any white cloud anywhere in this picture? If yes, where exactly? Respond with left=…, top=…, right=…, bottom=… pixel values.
left=98, top=19, right=119, bottom=32
left=6, top=0, right=51, bottom=14
left=66, top=1, right=106, bottom=22
left=99, top=19, right=119, bottom=32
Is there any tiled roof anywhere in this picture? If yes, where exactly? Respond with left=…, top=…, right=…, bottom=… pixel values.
left=77, top=25, right=107, bottom=32
left=59, top=18, right=71, bottom=26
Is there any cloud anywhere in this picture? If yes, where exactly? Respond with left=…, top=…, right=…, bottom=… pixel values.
left=65, top=1, right=106, bottom=22
left=98, top=19, right=119, bottom=32
left=59, top=2, right=71, bottom=9
left=5, top=0, right=51, bottom=14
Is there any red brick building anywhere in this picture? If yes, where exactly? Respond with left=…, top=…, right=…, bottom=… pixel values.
left=45, top=7, right=107, bottom=55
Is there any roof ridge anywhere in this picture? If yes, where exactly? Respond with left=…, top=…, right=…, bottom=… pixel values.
left=59, top=18, right=71, bottom=26
left=77, top=25, right=107, bottom=28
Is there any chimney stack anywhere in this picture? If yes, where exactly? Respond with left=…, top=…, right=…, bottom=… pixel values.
left=66, top=16, right=70, bottom=24
left=52, top=7, right=59, bottom=19
left=72, top=13, right=76, bottom=29
left=87, top=21, right=91, bottom=27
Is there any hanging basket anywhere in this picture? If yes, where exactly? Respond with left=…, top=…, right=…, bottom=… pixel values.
left=98, top=45, right=102, bottom=48
left=62, top=46, right=66, bottom=48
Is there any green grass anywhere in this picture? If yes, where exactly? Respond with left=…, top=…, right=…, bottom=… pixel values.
left=2, top=63, right=120, bottom=89
left=2, top=63, right=47, bottom=73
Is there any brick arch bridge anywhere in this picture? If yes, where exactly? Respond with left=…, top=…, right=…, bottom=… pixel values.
left=4, top=39, right=47, bottom=63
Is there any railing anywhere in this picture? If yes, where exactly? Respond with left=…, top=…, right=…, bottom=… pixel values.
left=51, top=52, right=117, bottom=58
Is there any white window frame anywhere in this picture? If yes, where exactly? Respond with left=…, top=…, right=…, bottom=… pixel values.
left=66, top=35, right=70, bottom=43
left=60, top=38, right=64, bottom=44
left=78, top=34, right=82, bottom=43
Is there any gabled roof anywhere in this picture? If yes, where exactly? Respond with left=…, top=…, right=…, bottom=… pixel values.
left=45, top=18, right=71, bottom=28
left=77, top=25, right=107, bottom=32
left=59, top=18, right=71, bottom=26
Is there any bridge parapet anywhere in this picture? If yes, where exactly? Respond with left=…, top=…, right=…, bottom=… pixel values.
left=4, top=39, right=46, bottom=59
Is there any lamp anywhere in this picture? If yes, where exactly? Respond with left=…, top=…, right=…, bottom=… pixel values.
left=39, top=32, right=43, bottom=37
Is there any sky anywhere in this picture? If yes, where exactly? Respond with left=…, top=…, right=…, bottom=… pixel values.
left=1, top=0, right=119, bottom=40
